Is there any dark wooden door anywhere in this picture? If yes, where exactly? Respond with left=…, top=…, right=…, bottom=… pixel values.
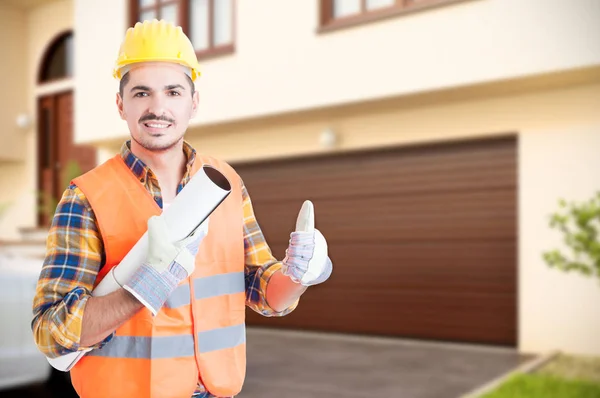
left=236, top=136, right=517, bottom=346
left=37, top=91, right=97, bottom=226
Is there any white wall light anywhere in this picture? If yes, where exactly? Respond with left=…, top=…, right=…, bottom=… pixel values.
left=319, top=128, right=339, bottom=149
left=16, top=113, right=32, bottom=130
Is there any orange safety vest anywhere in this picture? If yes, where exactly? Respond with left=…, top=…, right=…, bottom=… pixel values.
left=69, top=154, right=246, bottom=398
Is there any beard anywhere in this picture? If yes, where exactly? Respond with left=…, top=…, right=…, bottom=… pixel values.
left=132, top=112, right=186, bottom=152
left=132, top=129, right=185, bottom=152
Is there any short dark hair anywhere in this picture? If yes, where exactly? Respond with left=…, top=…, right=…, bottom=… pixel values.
left=119, top=70, right=195, bottom=97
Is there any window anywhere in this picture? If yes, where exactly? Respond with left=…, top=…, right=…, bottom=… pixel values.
left=39, top=31, right=74, bottom=83
left=130, top=0, right=235, bottom=59
left=320, top=0, right=464, bottom=31
left=332, top=0, right=394, bottom=19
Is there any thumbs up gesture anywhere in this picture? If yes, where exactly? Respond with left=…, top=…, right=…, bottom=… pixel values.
left=282, top=200, right=333, bottom=286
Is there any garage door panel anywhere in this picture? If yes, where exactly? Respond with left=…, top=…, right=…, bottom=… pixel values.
left=239, top=136, right=517, bottom=345
left=261, top=240, right=516, bottom=292
left=324, top=244, right=516, bottom=293
left=242, top=140, right=515, bottom=203
left=245, top=166, right=515, bottom=203
left=318, top=289, right=517, bottom=319
left=241, top=137, right=515, bottom=184
left=246, top=289, right=516, bottom=344
left=252, top=189, right=515, bottom=244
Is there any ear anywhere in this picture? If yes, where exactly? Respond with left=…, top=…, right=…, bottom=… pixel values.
left=116, top=93, right=126, bottom=120
left=190, top=90, right=200, bottom=119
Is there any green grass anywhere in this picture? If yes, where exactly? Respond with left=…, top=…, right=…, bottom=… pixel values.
left=481, top=373, right=600, bottom=398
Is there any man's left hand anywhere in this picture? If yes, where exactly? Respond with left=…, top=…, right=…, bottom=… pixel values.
left=281, top=201, right=333, bottom=286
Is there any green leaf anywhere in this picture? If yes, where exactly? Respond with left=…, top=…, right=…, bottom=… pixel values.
left=544, top=193, right=600, bottom=284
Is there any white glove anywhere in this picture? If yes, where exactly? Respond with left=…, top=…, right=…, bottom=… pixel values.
left=282, top=201, right=333, bottom=286
left=123, top=215, right=208, bottom=315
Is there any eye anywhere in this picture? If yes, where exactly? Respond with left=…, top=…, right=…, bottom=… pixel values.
left=168, top=90, right=181, bottom=96
left=134, top=92, right=148, bottom=98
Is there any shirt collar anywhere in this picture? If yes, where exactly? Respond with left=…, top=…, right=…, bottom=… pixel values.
left=120, top=140, right=197, bottom=183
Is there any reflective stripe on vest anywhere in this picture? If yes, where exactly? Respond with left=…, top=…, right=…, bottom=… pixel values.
left=89, top=324, right=246, bottom=358
left=165, top=271, right=245, bottom=309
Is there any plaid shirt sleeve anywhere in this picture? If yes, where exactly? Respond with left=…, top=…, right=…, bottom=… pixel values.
left=242, top=180, right=299, bottom=317
left=31, top=184, right=112, bottom=358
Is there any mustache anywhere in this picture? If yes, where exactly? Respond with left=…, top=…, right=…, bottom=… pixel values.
left=139, top=113, right=175, bottom=124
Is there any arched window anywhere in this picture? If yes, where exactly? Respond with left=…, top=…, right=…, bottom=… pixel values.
left=38, top=31, right=74, bottom=83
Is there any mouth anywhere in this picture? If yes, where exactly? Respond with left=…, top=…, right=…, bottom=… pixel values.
left=141, top=121, right=173, bottom=133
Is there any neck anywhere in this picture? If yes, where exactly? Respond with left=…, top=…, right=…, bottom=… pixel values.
left=130, top=139, right=187, bottom=201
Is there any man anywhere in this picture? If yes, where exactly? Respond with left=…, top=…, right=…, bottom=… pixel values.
left=32, top=19, right=332, bottom=398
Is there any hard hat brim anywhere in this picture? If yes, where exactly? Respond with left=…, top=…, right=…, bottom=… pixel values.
left=113, top=58, right=201, bottom=81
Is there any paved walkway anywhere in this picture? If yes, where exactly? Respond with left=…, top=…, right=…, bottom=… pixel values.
left=239, top=328, right=530, bottom=398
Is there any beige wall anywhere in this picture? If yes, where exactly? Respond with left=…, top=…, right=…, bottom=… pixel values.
left=75, top=0, right=600, bottom=144
left=73, top=0, right=127, bottom=144
left=0, top=0, right=74, bottom=240
left=177, top=78, right=600, bottom=165
left=0, top=4, right=28, bottom=161
left=520, top=128, right=600, bottom=356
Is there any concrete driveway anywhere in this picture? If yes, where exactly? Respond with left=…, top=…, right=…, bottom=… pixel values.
left=240, top=328, right=530, bottom=398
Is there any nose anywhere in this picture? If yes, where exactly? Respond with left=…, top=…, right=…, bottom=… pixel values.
left=147, top=93, right=167, bottom=116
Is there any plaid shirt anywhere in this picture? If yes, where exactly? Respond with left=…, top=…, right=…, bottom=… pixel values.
left=32, top=141, right=296, bottom=398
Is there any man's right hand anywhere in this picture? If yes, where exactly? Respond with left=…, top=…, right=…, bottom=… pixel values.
left=123, top=215, right=208, bottom=315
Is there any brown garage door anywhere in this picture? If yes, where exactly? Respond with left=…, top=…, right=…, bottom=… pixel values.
left=235, top=136, right=517, bottom=346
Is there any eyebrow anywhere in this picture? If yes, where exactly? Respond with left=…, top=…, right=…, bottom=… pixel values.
left=130, top=85, right=152, bottom=92
left=130, top=84, right=186, bottom=93
left=165, top=84, right=186, bottom=91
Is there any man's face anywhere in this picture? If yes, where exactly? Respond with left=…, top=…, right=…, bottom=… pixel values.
left=116, top=62, right=199, bottom=151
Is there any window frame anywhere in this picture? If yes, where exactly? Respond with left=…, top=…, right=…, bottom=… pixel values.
left=129, top=0, right=235, bottom=60
left=319, top=0, right=474, bottom=32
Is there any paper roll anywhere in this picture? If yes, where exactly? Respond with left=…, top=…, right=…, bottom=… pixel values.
left=47, top=164, right=231, bottom=372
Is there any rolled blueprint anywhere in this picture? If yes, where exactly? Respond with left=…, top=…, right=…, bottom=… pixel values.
left=47, top=164, right=232, bottom=372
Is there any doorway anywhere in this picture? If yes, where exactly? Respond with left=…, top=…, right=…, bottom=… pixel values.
left=37, top=31, right=97, bottom=226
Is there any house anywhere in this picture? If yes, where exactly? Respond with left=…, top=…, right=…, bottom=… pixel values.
left=1, top=0, right=599, bottom=357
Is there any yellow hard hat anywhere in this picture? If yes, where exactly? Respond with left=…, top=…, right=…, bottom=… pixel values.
left=113, top=19, right=201, bottom=81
